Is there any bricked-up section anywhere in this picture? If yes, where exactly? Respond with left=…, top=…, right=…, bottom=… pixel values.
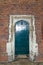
left=0, top=0, right=43, bottom=62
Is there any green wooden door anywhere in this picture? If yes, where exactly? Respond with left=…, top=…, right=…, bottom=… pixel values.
left=15, top=20, right=29, bottom=55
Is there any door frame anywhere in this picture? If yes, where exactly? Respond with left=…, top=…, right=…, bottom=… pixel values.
left=6, top=15, right=38, bottom=61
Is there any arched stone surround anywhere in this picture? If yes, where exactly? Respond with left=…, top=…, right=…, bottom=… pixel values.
left=6, top=15, right=38, bottom=61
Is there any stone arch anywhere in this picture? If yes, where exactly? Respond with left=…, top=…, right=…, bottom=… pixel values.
left=6, top=15, right=38, bottom=61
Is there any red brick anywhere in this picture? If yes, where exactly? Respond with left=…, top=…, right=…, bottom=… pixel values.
left=0, top=0, right=43, bottom=62
left=0, top=55, right=8, bottom=61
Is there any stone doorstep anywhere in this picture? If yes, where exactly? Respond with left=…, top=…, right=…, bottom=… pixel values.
left=15, top=55, right=29, bottom=59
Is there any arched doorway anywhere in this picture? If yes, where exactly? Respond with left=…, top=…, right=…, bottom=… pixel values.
left=15, top=20, right=29, bottom=55
left=6, top=15, right=38, bottom=61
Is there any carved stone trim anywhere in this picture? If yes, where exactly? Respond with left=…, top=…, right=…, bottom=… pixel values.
left=6, top=15, right=38, bottom=61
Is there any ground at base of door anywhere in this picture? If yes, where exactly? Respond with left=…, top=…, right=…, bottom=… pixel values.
left=0, top=58, right=42, bottom=65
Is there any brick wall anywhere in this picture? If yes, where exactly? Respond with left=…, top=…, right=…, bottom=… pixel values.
left=0, top=0, right=43, bottom=62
